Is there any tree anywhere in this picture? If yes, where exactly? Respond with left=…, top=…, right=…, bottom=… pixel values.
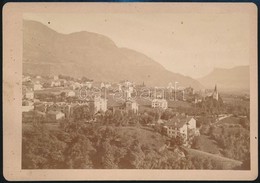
left=100, top=140, right=118, bottom=168
left=191, top=136, right=200, bottom=149
left=123, top=140, right=145, bottom=168
left=22, top=123, right=66, bottom=169
left=171, top=134, right=185, bottom=147
left=63, top=134, right=95, bottom=169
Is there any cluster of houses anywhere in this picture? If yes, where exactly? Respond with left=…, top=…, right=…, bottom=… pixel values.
left=22, top=75, right=143, bottom=122
left=22, top=74, right=216, bottom=123
left=22, top=74, right=207, bottom=146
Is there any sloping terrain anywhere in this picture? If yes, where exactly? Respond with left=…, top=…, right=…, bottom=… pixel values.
left=23, top=20, right=203, bottom=89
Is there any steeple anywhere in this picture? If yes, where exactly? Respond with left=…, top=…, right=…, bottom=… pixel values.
left=212, top=84, right=219, bottom=101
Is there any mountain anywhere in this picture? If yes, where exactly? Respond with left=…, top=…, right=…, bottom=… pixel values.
left=198, top=66, right=250, bottom=92
left=23, top=20, right=203, bottom=89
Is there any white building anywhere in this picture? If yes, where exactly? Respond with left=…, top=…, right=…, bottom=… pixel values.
left=151, top=99, right=168, bottom=109
left=51, top=80, right=61, bottom=87
left=22, top=100, right=34, bottom=112
left=89, top=96, right=107, bottom=113
left=70, top=82, right=82, bottom=90
left=53, top=75, right=59, bottom=81
left=25, top=91, right=34, bottom=100
left=124, top=89, right=132, bottom=99
left=125, top=100, right=138, bottom=113
left=47, top=111, right=65, bottom=121
left=22, top=75, right=31, bottom=82
left=66, top=90, right=76, bottom=97
left=85, top=81, right=92, bottom=88
left=163, top=116, right=199, bottom=144
left=33, top=83, right=42, bottom=91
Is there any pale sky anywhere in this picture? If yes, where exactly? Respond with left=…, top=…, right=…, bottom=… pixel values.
left=24, top=12, right=250, bottom=78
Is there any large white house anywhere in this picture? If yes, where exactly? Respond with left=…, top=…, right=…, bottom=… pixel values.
left=163, top=116, right=199, bottom=144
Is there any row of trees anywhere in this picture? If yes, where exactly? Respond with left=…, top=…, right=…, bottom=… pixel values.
left=209, top=126, right=250, bottom=162
left=22, top=120, right=228, bottom=169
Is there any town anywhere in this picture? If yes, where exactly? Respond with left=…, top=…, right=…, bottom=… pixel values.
left=22, top=73, right=250, bottom=170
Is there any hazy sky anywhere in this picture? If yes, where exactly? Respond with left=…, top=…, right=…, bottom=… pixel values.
left=24, top=12, right=250, bottom=78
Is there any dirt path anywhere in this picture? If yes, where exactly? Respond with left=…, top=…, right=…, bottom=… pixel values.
left=184, top=147, right=242, bottom=169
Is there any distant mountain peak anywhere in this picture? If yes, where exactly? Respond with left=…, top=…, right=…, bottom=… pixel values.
left=199, top=65, right=249, bottom=92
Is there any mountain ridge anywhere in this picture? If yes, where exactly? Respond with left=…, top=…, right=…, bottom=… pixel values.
left=198, top=65, right=249, bottom=92
left=23, top=20, right=204, bottom=89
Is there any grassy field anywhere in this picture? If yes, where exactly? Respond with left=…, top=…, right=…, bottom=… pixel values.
left=168, top=100, right=192, bottom=108
left=194, top=135, right=221, bottom=155
left=222, top=97, right=250, bottom=109
left=185, top=147, right=242, bottom=169
left=111, top=126, right=167, bottom=150
left=214, top=116, right=249, bottom=134
left=23, top=122, right=168, bottom=151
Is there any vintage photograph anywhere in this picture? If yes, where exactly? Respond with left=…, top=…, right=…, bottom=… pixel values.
left=3, top=2, right=258, bottom=181
left=21, top=12, right=251, bottom=170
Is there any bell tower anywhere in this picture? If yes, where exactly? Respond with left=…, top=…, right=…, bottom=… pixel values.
left=212, top=84, right=219, bottom=101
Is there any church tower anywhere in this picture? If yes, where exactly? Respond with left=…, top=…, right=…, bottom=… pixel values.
left=212, top=84, right=219, bottom=101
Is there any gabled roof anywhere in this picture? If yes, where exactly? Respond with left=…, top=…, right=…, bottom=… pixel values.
left=164, top=116, right=194, bottom=128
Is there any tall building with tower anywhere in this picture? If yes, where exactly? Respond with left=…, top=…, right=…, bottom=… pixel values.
left=212, top=84, right=219, bottom=101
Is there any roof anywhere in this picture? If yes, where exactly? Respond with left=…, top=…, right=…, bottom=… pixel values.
left=163, top=116, right=194, bottom=128
left=47, top=110, right=64, bottom=115
left=152, top=99, right=167, bottom=102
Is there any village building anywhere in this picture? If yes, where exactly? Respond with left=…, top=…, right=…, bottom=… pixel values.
left=104, top=83, right=111, bottom=88
left=33, top=82, right=42, bottom=91
left=25, top=91, right=34, bottom=100
left=163, top=116, right=199, bottom=145
left=84, top=81, right=93, bottom=88
left=22, top=86, right=34, bottom=100
left=70, top=82, right=82, bottom=90
left=65, top=90, right=76, bottom=97
left=89, top=96, right=108, bottom=113
left=123, top=88, right=133, bottom=99
left=184, top=86, right=194, bottom=95
left=53, top=75, right=59, bottom=81
left=22, top=75, right=31, bottom=82
left=46, top=110, right=65, bottom=121
left=151, top=99, right=168, bottom=109
left=51, top=80, right=61, bottom=87
left=121, top=80, right=134, bottom=88
left=107, top=99, right=125, bottom=114
left=125, top=99, right=139, bottom=113
left=212, top=85, right=219, bottom=101
left=22, top=100, right=34, bottom=112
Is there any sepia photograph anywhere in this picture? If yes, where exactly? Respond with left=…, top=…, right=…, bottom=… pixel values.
left=3, top=2, right=258, bottom=181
